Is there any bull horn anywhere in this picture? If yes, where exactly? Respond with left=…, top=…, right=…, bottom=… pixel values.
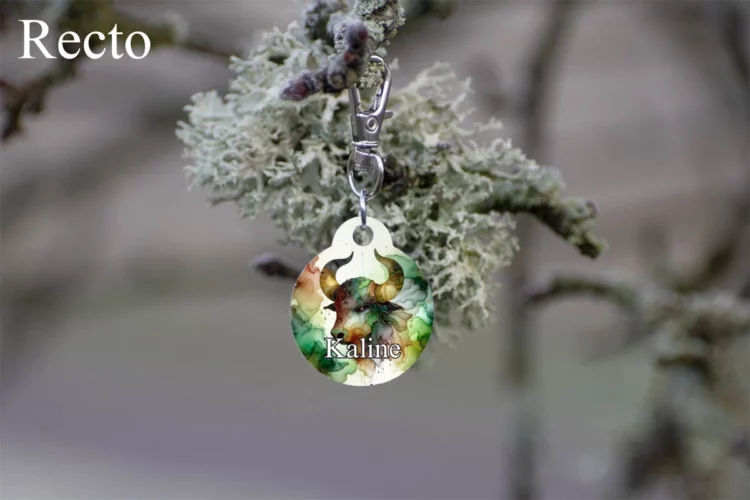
left=374, top=252, right=404, bottom=302
left=320, top=254, right=352, bottom=300
left=320, top=268, right=339, bottom=301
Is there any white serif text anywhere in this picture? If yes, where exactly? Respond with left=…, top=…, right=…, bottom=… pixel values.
left=20, top=20, right=151, bottom=60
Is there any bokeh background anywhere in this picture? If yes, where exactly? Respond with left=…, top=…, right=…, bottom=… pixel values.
left=1, top=1, right=748, bottom=499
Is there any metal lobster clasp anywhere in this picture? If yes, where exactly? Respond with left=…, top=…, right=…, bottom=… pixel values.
left=348, top=55, right=393, bottom=150
left=347, top=55, right=393, bottom=202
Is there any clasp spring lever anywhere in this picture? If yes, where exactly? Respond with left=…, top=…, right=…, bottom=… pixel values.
left=349, top=55, right=393, bottom=151
left=347, top=55, right=392, bottom=208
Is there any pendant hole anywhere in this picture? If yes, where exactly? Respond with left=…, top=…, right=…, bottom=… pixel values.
left=353, top=226, right=373, bottom=246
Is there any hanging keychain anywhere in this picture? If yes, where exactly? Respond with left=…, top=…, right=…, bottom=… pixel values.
left=290, top=56, right=434, bottom=386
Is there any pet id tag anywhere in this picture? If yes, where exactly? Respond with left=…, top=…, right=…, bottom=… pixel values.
left=291, top=218, right=433, bottom=385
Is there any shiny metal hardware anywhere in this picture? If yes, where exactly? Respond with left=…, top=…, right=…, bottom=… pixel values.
left=347, top=150, right=384, bottom=201
left=348, top=55, right=393, bottom=150
left=358, top=189, right=368, bottom=229
left=347, top=55, right=392, bottom=204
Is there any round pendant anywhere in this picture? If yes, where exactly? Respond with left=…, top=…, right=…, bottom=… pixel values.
left=290, top=217, right=434, bottom=386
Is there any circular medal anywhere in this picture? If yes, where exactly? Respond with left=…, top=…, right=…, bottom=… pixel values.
left=290, top=217, right=434, bottom=386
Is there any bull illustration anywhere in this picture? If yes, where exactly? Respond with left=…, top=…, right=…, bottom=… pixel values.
left=319, top=253, right=414, bottom=360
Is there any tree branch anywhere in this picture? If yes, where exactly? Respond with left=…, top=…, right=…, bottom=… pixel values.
left=526, top=273, right=750, bottom=497
left=639, top=195, right=750, bottom=294
left=0, top=0, right=234, bottom=142
left=491, top=191, right=601, bottom=259
left=1, top=60, right=77, bottom=141
left=281, top=0, right=404, bottom=100
left=474, top=171, right=604, bottom=259
left=377, top=151, right=603, bottom=259
left=470, top=1, right=600, bottom=260
left=252, top=254, right=303, bottom=280
left=718, top=2, right=749, bottom=98
left=281, top=20, right=370, bottom=101
left=519, top=0, right=579, bottom=155
left=1, top=107, right=182, bottom=233
left=610, top=363, right=744, bottom=500
left=524, top=274, right=750, bottom=348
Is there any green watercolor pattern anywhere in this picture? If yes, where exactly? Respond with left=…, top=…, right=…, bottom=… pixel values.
left=291, top=251, right=433, bottom=386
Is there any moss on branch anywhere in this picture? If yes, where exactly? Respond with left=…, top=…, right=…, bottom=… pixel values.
left=477, top=166, right=604, bottom=258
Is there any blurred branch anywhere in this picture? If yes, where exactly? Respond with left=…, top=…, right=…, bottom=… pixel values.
left=612, top=404, right=687, bottom=499
left=524, top=274, right=750, bottom=341
left=731, top=431, right=750, bottom=466
left=1, top=107, right=182, bottom=234
left=525, top=274, right=641, bottom=311
left=0, top=0, right=234, bottom=142
left=1, top=1, right=13, bottom=31
left=402, top=0, right=458, bottom=20
left=639, top=195, right=750, bottom=294
left=512, top=4, right=748, bottom=498
left=1, top=59, right=77, bottom=141
left=0, top=0, right=237, bottom=390
left=611, top=365, right=743, bottom=500
left=1, top=248, right=264, bottom=393
left=252, top=254, right=303, bottom=280
left=475, top=3, right=584, bottom=500
left=653, top=1, right=749, bottom=125
left=719, top=1, right=749, bottom=91
left=619, top=10, right=750, bottom=490
left=519, top=0, right=579, bottom=154
left=526, top=273, right=750, bottom=498
left=473, top=0, right=580, bottom=145
left=0, top=109, right=182, bottom=390
left=630, top=1, right=749, bottom=297
left=1, top=197, right=104, bottom=393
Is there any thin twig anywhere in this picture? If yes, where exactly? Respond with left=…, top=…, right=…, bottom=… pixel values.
left=524, top=274, right=750, bottom=347
left=281, top=0, right=404, bottom=101
left=1, top=107, right=183, bottom=233
left=640, top=196, right=750, bottom=294
left=252, top=254, right=303, bottom=280
left=719, top=2, right=749, bottom=97
left=281, top=20, right=370, bottom=101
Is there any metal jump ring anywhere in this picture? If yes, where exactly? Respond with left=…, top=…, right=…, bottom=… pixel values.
left=359, top=189, right=368, bottom=228
left=347, top=150, right=384, bottom=201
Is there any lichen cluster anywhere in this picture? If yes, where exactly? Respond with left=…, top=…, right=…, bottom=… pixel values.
left=177, top=6, right=602, bottom=328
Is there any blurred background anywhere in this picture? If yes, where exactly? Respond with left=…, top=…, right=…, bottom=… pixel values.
left=1, top=1, right=748, bottom=499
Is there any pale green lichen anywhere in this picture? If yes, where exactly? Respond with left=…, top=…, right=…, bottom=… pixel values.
left=177, top=18, right=602, bottom=328
left=351, top=0, right=404, bottom=46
